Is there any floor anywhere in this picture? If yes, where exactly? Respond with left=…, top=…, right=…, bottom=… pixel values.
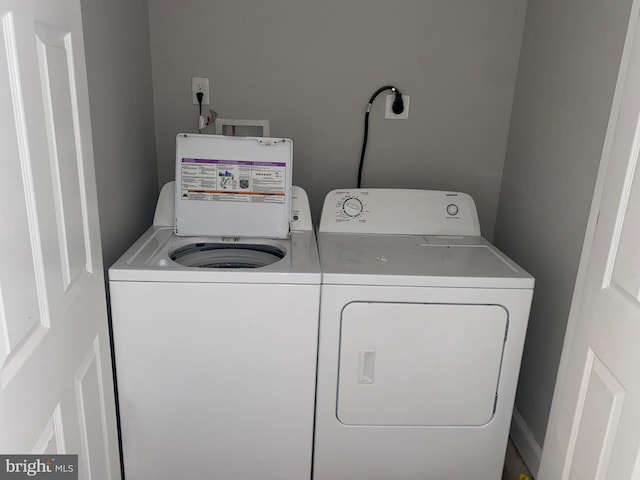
left=502, top=439, right=534, bottom=480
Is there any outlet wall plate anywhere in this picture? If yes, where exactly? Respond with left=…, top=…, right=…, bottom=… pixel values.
left=385, top=93, right=410, bottom=119
left=192, top=76, right=210, bottom=105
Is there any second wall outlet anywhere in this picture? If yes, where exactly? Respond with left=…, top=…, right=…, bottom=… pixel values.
left=385, top=94, right=410, bottom=119
left=192, top=77, right=210, bottom=105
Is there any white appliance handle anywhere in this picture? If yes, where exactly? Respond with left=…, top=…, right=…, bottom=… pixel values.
left=358, top=349, right=376, bottom=384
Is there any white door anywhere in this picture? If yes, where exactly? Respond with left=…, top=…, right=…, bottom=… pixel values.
left=337, top=302, right=507, bottom=426
left=0, top=0, right=120, bottom=478
left=538, top=2, right=640, bottom=479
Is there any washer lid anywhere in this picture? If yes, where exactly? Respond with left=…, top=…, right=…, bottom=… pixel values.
left=318, top=233, right=534, bottom=289
left=175, top=134, right=293, bottom=238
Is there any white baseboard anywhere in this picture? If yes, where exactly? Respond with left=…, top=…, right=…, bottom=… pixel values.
left=510, top=408, right=543, bottom=478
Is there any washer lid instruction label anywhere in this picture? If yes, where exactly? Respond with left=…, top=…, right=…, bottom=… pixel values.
left=180, top=158, right=286, bottom=203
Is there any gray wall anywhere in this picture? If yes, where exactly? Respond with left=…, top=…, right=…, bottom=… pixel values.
left=493, top=0, right=633, bottom=449
left=147, top=0, right=527, bottom=236
left=81, top=0, right=158, bottom=269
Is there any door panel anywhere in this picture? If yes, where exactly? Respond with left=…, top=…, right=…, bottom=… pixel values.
left=565, top=349, right=625, bottom=480
left=608, top=145, right=640, bottom=298
left=0, top=1, right=120, bottom=478
left=0, top=11, right=48, bottom=377
left=35, top=22, right=90, bottom=291
left=337, top=302, right=508, bottom=426
left=75, top=338, right=112, bottom=480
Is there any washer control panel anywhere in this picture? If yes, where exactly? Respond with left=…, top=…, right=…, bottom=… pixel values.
left=342, top=197, right=364, bottom=217
left=319, top=189, right=481, bottom=236
left=289, top=185, right=313, bottom=231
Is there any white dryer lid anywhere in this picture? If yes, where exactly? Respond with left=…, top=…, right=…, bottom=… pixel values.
left=318, top=233, right=534, bottom=289
left=174, top=134, right=293, bottom=238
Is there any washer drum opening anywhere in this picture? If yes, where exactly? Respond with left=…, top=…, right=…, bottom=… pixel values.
left=170, top=243, right=285, bottom=269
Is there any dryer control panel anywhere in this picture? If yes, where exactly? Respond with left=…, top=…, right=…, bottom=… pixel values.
left=319, top=189, right=481, bottom=236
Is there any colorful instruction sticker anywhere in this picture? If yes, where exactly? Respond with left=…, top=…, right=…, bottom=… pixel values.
left=180, top=158, right=286, bottom=203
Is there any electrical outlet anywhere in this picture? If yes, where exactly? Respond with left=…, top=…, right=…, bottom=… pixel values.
left=192, top=76, right=210, bottom=105
left=385, top=93, right=410, bottom=119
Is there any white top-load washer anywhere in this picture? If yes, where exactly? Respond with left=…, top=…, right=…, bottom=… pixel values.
left=313, top=189, right=534, bottom=480
left=109, top=134, right=320, bottom=480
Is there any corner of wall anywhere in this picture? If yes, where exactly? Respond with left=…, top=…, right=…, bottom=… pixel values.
left=510, top=408, right=542, bottom=477
left=81, top=0, right=159, bottom=269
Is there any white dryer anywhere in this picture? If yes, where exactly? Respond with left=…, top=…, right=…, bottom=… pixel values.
left=313, top=189, right=534, bottom=480
left=109, top=135, right=320, bottom=480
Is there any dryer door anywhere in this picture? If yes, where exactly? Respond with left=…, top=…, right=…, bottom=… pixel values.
left=337, top=302, right=508, bottom=426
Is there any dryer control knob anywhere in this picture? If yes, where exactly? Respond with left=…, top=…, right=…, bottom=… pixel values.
left=343, top=197, right=364, bottom=217
left=446, top=204, right=459, bottom=216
